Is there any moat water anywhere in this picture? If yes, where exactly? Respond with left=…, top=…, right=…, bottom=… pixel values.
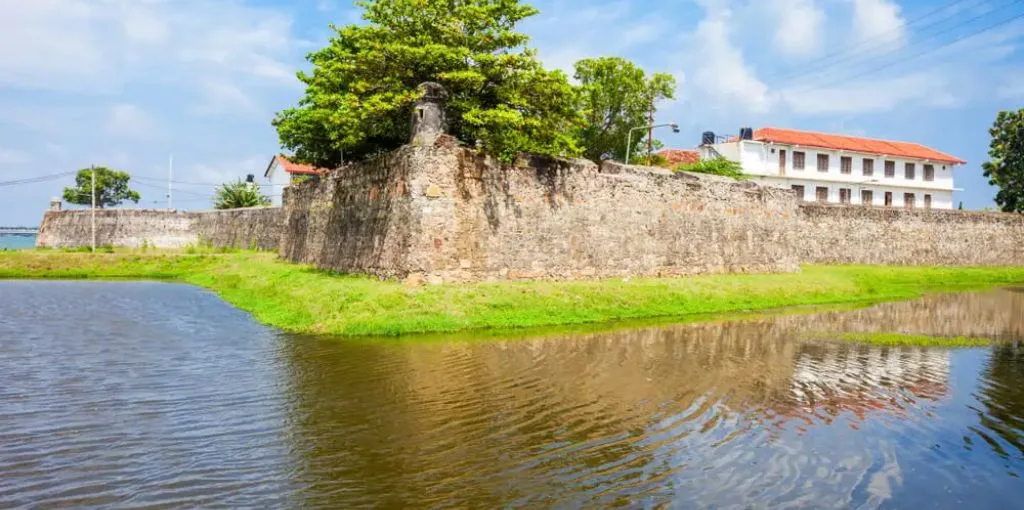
left=2, top=281, right=1024, bottom=508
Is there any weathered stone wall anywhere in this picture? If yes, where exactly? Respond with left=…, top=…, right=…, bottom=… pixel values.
left=36, top=208, right=282, bottom=250
left=281, top=144, right=801, bottom=282
left=797, top=204, right=1024, bottom=266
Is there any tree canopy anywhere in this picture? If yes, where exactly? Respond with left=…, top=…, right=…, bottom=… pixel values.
left=574, top=57, right=676, bottom=163
left=62, top=167, right=140, bottom=208
left=983, top=109, right=1024, bottom=213
left=274, top=0, right=581, bottom=166
left=213, top=180, right=272, bottom=210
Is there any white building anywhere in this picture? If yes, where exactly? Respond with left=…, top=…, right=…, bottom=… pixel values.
left=704, top=127, right=966, bottom=210
left=263, top=155, right=326, bottom=206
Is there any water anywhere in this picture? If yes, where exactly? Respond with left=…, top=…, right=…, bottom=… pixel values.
left=0, top=234, right=35, bottom=250
left=1, top=282, right=1023, bottom=508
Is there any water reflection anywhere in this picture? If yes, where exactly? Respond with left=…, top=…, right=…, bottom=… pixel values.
left=281, top=289, right=1024, bottom=508
left=2, top=283, right=1024, bottom=507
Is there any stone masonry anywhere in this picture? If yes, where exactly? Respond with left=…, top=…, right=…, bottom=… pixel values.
left=280, top=142, right=801, bottom=282
left=36, top=207, right=282, bottom=250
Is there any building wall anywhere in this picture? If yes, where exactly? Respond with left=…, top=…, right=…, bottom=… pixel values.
left=716, top=140, right=958, bottom=209
left=263, top=163, right=291, bottom=207
left=281, top=144, right=802, bottom=282
left=797, top=204, right=1024, bottom=266
left=36, top=208, right=282, bottom=250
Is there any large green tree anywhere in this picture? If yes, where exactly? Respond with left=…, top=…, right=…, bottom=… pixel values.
left=274, top=0, right=580, bottom=166
left=574, top=57, right=676, bottom=163
left=983, top=108, right=1024, bottom=213
left=62, top=167, right=140, bottom=208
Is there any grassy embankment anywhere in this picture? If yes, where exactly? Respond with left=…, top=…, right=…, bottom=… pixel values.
left=803, top=332, right=996, bottom=347
left=2, top=250, right=1024, bottom=337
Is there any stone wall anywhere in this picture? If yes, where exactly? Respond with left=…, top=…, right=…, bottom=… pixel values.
left=281, top=143, right=801, bottom=282
left=797, top=204, right=1024, bottom=266
left=36, top=208, right=282, bottom=250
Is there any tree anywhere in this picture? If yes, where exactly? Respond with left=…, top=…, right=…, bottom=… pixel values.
left=213, top=180, right=272, bottom=210
left=574, top=57, right=676, bottom=163
left=982, top=109, right=1024, bottom=213
left=273, top=0, right=581, bottom=166
left=62, top=167, right=140, bottom=208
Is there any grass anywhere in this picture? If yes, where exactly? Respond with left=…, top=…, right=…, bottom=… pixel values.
left=2, top=250, right=1024, bottom=337
left=804, top=332, right=995, bottom=347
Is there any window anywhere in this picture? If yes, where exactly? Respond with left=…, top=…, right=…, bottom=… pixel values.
left=793, top=151, right=806, bottom=170
left=841, top=156, right=852, bottom=174
left=817, top=154, right=829, bottom=172
left=816, top=186, right=829, bottom=202
left=904, top=193, right=916, bottom=209
left=924, top=164, right=935, bottom=181
left=885, top=191, right=893, bottom=207
left=862, top=159, right=874, bottom=176
left=839, top=188, right=851, bottom=204
left=861, top=190, right=873, bottom=206
left=905, top=162, right=916, bottom=180
left=885, top=160, right=895, bottom=178
left=924, top=194, right=932, bottom=209
left=791, top=185, right=805, bottom=201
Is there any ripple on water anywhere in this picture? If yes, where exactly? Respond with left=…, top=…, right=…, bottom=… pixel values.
left=2, top=282, right=1024, bottom=507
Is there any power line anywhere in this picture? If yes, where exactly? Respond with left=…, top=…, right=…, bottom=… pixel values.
left=762, top=0, right=984, bottom=85
left=0, top=171, right=77, bottom=187
left=788, top=7, right=1024, bottom=92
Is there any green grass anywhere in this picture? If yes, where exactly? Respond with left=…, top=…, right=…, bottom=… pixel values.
left=804, top=332, right=995, bottom=347
left=2, top=250, right=1024, bottom=337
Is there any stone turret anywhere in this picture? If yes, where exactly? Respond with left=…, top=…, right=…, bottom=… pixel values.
left=410, top=82, right=448, bottom=146
left=49, top=197, right=62, bottom=211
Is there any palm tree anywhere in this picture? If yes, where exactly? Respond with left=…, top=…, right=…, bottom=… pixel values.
left=213, top=180, right=272, bottom=209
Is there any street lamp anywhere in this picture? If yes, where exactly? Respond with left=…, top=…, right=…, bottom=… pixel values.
left=625, top=122, right=680, bottom=165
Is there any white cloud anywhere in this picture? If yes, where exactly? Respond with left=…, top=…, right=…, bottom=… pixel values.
left=192, top=81, right=260, bottom=117
left=193, top=155, right=269, bottom=186
left=851, top=0, right=906, bottom=51
left=766, top=0, right=825, bottom=58
left=998, top=75, right=1024, bottom=99
left=688, top=6, right=774, bottom=114
left=781, top=73, right=953, bottom=114
left=107, top=103, right=160, bottom=139
left=0, top=149, right=30, bottom=164
left=0, top=0, right=302, bottom=97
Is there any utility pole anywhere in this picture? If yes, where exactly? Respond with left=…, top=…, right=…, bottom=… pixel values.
left=168, top=153, right=174, bottom=210
left=90, top=164, right=96, bottom=253
left=646, top=98, right=654, bottom=166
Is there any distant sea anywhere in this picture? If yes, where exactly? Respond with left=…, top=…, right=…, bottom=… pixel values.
left=0, top=235, right=36, bottom=250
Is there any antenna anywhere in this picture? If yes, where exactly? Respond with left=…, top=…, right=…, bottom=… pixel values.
left=168, top=153, right=173, bottom=210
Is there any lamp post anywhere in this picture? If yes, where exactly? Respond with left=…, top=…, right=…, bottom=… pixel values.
left=625, top=122, right=679, bottom=165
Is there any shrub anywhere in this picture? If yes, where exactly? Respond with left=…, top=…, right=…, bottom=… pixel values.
left=673, top=159, right=746, bottom=179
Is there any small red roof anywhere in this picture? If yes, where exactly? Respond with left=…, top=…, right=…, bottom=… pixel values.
left=750, top=127, right=965, bottom=165
left=656, top=149, right=701, bottom=166
left=265, top=155, right=328, bottom=177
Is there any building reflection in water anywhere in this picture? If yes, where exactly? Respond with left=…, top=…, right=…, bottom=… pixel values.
left=278, top=288, right=1024, bottom=507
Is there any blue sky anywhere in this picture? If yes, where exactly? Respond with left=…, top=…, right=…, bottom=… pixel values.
left=1, top=0, right=1022, bottom=225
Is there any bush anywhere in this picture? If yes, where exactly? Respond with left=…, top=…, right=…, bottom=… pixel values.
left=673, top=159, right=746, bottom=179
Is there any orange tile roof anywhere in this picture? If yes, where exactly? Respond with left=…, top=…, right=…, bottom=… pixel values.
left=750, top=127, right=966, bottom=165
left=266, top=155, right=328, bottom=177
left=656, top=149, right=701, bottom=166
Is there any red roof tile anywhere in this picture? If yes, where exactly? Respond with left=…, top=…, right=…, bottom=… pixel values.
left=267, top=155, right=328, bottom=177
left=656, top=149, right=701, bottom=166
left=750, top=127, right=965, bottom=165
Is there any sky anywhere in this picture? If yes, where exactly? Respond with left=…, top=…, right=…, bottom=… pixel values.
left=1, top=0, right=1023, bottom=225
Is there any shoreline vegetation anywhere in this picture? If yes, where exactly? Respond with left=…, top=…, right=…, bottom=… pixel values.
left=2, top=250, right=1024, bottom=338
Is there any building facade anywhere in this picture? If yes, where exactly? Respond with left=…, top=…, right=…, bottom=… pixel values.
left=704, top=128, right=965, bottom=210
